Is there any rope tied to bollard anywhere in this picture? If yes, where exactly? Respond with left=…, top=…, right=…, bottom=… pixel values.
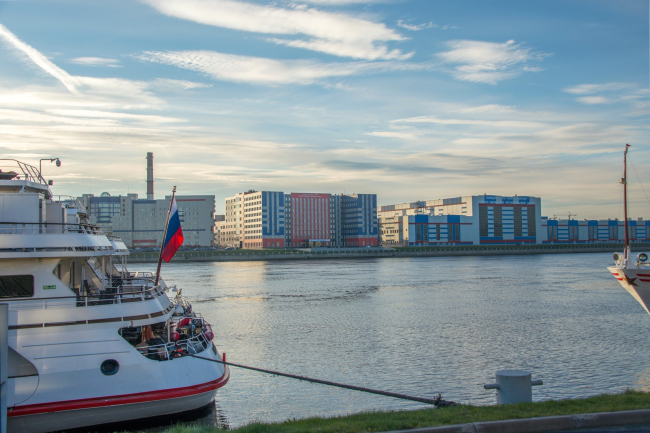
left=189, top=354, right=456, bottom=407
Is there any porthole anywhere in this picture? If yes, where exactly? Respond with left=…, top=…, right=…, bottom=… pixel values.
left=100, top=359, right=119, bottom=376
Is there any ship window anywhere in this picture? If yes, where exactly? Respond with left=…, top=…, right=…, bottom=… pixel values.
left=0, top=275, right=34, bottom=298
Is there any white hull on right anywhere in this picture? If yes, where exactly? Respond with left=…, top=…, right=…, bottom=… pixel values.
left=608, top=266, right=650, bottom=314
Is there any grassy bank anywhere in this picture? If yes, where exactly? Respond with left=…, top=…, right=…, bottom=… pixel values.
left=160, top=390, right=650, bottom=433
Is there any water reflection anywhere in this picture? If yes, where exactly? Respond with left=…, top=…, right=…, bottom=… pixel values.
left=131, top=253, right=650, bottom=428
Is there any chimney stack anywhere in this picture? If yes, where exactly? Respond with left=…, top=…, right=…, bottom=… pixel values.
left=146, top=152, right=154, bottom=199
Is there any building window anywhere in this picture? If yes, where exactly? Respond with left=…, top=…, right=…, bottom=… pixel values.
left=609, top=225, right=618, bottom=240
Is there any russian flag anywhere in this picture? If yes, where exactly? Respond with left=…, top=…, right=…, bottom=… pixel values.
left=161, top=197, right=183, bottom=262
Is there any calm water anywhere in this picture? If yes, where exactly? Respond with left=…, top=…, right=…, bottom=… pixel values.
left=132, top=253, right=650, bottom=428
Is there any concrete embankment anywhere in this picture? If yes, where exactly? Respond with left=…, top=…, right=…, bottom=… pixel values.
left=381, top=409, right=650, bottom=433
left=127, top=243, right=650, bottom=264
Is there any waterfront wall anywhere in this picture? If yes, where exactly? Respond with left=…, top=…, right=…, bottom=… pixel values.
left=127, top=243, right=650, bottom=263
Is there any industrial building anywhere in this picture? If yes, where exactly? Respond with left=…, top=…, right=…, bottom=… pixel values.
left=79, top=153, right=217, bottom=249
left=80, top=193, right=216, bottom=249
left=217, top=191, right=378, bottom=249
left=542, top=217, right=650, bottom=243
left=378, top=195, right=543, bottom=246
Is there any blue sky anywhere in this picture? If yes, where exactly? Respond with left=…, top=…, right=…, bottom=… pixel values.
left=0, top=0, right=648, bottom=218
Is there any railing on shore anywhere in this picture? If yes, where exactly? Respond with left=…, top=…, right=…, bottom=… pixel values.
left=127, top=242, right=650, bottom=263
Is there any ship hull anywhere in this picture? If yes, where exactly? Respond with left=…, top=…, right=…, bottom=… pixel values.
left=8, top=366, right=229, bottom=433
left=608, top=267, right=650, bottom=314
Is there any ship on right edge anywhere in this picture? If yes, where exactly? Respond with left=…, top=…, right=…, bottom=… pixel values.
left=607, top=144, right=650, bottom=314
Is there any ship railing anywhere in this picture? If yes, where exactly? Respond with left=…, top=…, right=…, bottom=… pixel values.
left=51, top=195, right=85, bottom=210
left=171, top=312, right=204, bottom=322
left=3, top=283, right=167, bottom=310
left=0, top=221, right=104, bottom=236
left=178, top=331, right=211, bottom=355
left=77, top=283, right=165, bottom=306
left=137, top=332, right=211, bottom=361
left=137, top=341, right=178, bottom=361
left=0, top=159, right=49, bottom=187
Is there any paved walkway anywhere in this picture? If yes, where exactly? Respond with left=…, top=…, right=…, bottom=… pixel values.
left=380, top=409, right=650, bottom=433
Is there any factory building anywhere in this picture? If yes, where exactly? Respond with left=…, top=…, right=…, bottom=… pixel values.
left=542, top=218, right=650, bottom=243
left=79, top=152, right=217, bottom=249
left=220, top=190, right=378, bottom=248
left=81, top=193, right=216, bottom=248
left=378, top=195, right=542, bottom=246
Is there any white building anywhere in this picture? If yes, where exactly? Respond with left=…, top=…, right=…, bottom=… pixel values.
left=80, top=193, right=216, bottom=248
left=379, top=195, right=543, bottom=246
left=542, top=217, right=650, bottom=244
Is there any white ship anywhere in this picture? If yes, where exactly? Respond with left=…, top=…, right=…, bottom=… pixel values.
left=607, top=145, right=650, bottom=314
left=0, top=159, right=229, bottom=432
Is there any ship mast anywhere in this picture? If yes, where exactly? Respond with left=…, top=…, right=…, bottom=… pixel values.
left=622, top=144, right=630, bottom=263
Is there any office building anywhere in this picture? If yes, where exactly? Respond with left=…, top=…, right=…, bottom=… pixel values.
left=378, top=195, right=542, bottom=246
left=222, top=190, right=378, bottom=248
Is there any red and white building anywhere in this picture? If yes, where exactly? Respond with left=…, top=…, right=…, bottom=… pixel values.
left=222, top=191, right=378, bottom=249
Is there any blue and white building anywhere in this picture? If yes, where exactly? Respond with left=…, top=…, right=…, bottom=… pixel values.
left=542, top=218, right=650, bottom=243
left=379, top=195, right=543, bottom=246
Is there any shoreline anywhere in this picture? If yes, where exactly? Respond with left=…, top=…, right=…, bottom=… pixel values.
left=127, top=242, right=650, bottom=263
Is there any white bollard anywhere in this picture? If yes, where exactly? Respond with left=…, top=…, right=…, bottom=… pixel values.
left=483, top=370, right=543, bottom=405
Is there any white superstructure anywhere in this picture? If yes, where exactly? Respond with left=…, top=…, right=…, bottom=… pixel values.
left=0, top=159, right=228, bottom=432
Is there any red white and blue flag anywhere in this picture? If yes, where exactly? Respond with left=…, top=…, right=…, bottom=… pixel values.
left=161, top=197, right=183, bottom=262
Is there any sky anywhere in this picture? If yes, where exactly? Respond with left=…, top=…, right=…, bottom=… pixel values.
left=0, top=0, right=648, bottom=219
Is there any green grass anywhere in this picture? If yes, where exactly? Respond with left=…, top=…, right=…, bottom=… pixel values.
left=157, top=390, right=650, bottom=433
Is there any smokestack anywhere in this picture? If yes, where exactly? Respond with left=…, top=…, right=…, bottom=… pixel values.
left=146, top=152, right=154, bottom=200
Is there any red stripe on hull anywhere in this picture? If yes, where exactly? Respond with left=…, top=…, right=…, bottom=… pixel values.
left=8, top=367, right=229, bottom=417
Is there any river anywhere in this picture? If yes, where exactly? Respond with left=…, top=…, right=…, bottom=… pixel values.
left=131, top=252, right=650, bottom=429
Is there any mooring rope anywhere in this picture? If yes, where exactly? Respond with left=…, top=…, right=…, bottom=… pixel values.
left=189, top=354, right=455, bottom=406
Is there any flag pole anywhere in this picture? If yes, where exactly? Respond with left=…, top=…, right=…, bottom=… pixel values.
left=155, top=186, right=176, bottom=286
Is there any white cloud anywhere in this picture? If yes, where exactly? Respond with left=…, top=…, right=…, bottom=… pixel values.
left=46, top=109, right=187, bottom=124
left=563, top=82, right=635, bottom=95
left=563, top=82, right=648, bottom=112
left=392, top=115, right=544, bottom=129
left=70, top=57, right=121, bottom=67
left=397, top=20, right=436, bottom=31
left=291, top=0, right=378, bottom=4
left=0, top=24, right=168, bottom=108
left=140, top=0, right=409, bottom=60
left=396, top=20, right=456, bottom=31
left=437, top=39, right=548, bottom=84
left=577, top=96, right=609, bottom=105
left=364, top=131, right=418, bottom=140
left=149, top=78, right=212, bottom=91
left=457, top=104, right=519, bottom=114
left=0, top=24, right=82, bottom=94
left=135, top=50, right=425, bottom=85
